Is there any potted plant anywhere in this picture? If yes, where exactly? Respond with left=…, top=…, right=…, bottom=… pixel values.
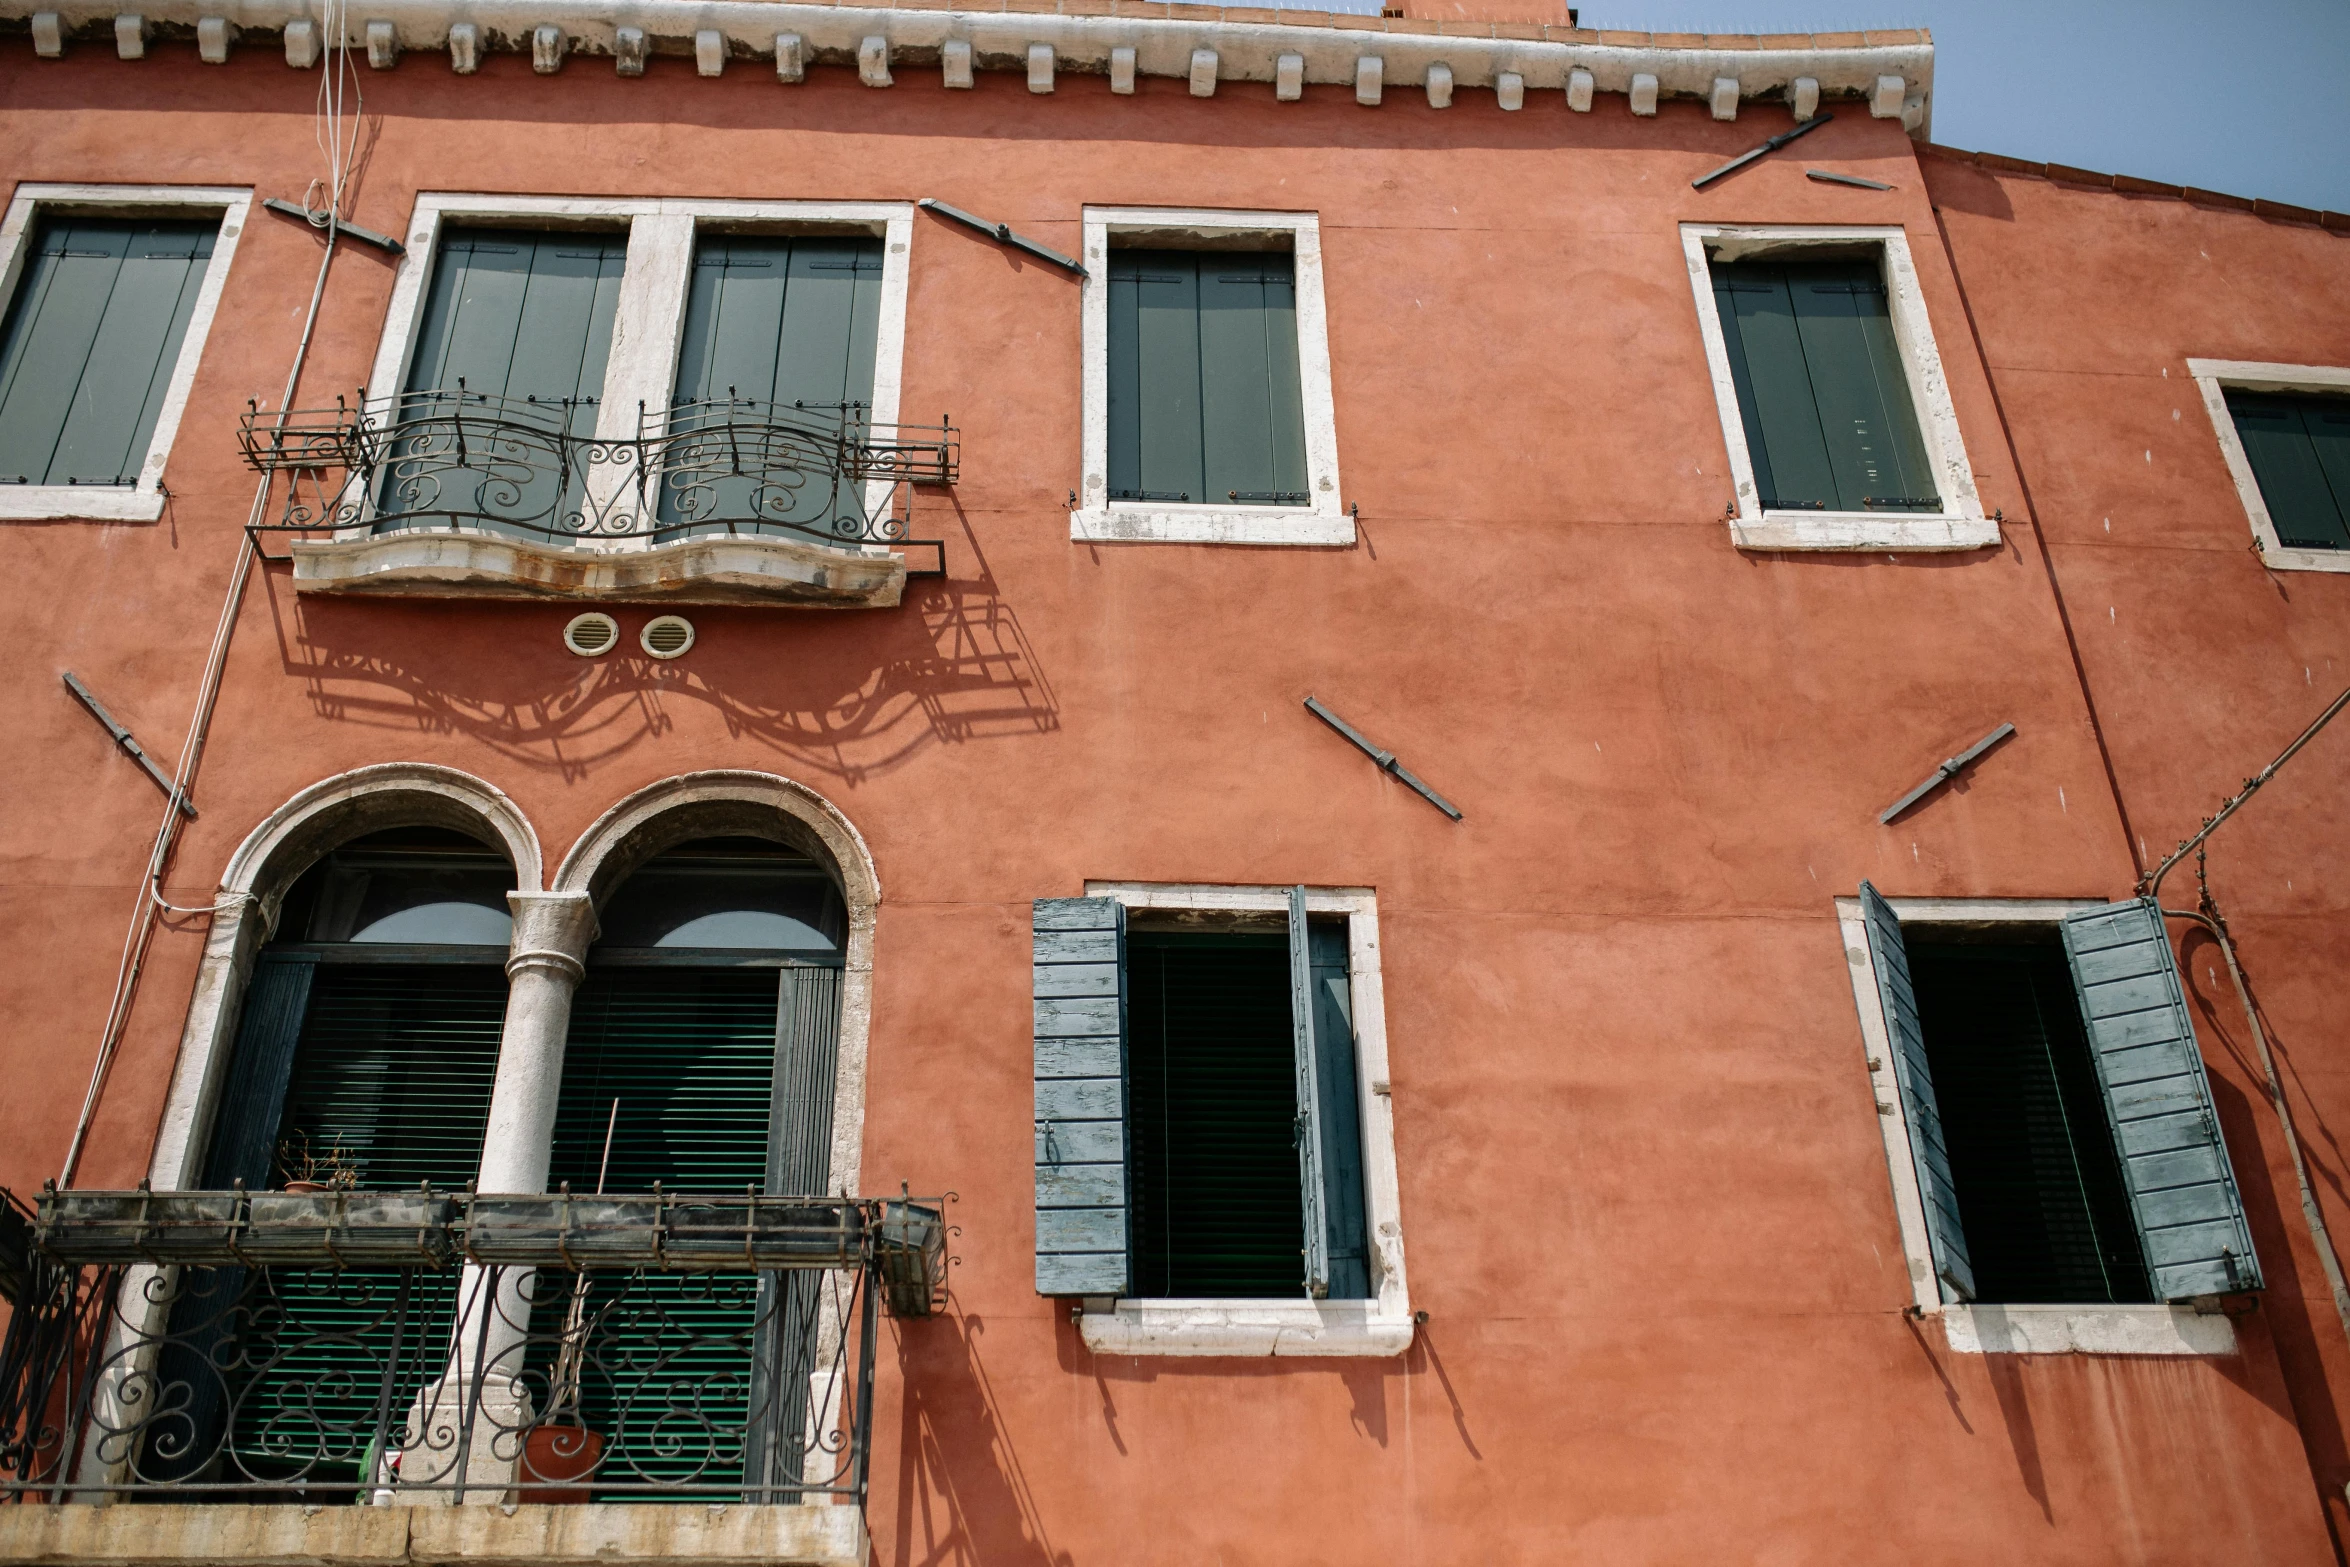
left=522, top=1100, right=618, bottom=1503
left=275, top=1132, right=359, bottom=1194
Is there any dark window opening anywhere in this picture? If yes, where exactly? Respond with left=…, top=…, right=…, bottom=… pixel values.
left=1906, top=931, right=2151, bottom=1305
left=275, top=826, right=515, bottom=949
left=2226, top=388, right=2350, bottom=551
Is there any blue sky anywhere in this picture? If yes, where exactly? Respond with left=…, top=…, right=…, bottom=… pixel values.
left=1582, top=0, right=2350, bottom=212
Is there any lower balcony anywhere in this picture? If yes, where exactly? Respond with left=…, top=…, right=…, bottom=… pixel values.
left=240, top=393, right=954, bottom=609
left=0, top=1189, right=946, bottom=1566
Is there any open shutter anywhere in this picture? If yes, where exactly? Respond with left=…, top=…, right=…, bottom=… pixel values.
left=1306, top=919, right=1372, bottom=1300
left=1034, top=898, right=1130, bottom=1295
left=201, top=951, right=317, bottom=1189
left=1859, top=882, right=1977, bottom=1301
left=754, top=964, right=842, bottom=1496
left=1285, top=887, right=1329, bottom=1298
left=2061, top=900, right=2263, bottom=1298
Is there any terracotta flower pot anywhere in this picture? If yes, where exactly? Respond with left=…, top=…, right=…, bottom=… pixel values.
left=283, top=1181, right=328, bottom=1194
left=521, top=1424, right=605, bottom=1503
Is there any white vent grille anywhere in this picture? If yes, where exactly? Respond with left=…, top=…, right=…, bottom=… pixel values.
left=640, top=615, right=696, bottom=659
left=563, top=612, right=619, bottom=657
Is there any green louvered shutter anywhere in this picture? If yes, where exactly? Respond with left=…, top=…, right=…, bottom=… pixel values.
left=2061, top=900, right=2263, bottom=1298
left=1306, top=918, right=1372, bottom=1300
left=1108, top=251, right=1308, bottom=507
left=749, top=966, right=842, bottom=1496
left=1033, top=898, right=1130, bottom=1296
left=0, top=217, right=217, bottom=487
left=1858, top=882, right=1977, bottom=1301
left=200, top=952, right=317, bottom=1189
left=2226, top=390, right=2350, bottom=550
left=1714, top=261, right=1938, bottom=514
left=665, top=234, right=883, bottom=535
left=385, top=228, right=626, bottom=536
left=1285, top=888, right=1328, bottom=1297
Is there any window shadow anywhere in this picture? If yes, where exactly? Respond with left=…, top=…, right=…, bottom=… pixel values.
left=1981, top=1353, right=2052, bottom=1524
left=890, top=1310, right=1069, bottom=1567
left=260, top=508, right=1058, bottom=786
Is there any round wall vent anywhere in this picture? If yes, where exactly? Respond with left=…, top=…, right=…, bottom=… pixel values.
left=563, top=612, right=619, bottom=657
left=640, top=614, right=696, bottom=660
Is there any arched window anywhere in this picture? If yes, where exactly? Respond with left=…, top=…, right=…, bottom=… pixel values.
left=541, top=837, right=847, bottom=1495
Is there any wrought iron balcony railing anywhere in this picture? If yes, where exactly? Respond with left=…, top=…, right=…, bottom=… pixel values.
left=0, top=1185, right=948, bottom=1505
left=237, top=390, right=957, bottom=576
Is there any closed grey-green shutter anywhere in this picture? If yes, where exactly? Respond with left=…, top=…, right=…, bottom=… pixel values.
left=1285, top=888, right=1328, bottom=1297
left=1713, top=261, right=1938, bottom=514
left=1306, top=917, right=1371, bottom=1300
left=2226, top=390, right=2350, bottom=551
left=749, top=965, right=842, bottom=1496
left=1107, top=250, right=1308, bottom=507
left=201, top=951, right=318, bottom=1189
left=2060, top=899, right=2263, bottom=1298
left=664, top=234, right=883, bottom=536
left=1858, top=882, right=1976, bottom=1301
left=385, top=228, right=626, bottom=535
left=0, top=217, right=217, bottom=487
left=1033, top=898, right=1130, bottom=1295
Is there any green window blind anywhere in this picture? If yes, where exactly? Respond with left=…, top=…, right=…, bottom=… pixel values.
left=1858, top=882, right=1977, bottom=1302
left=1032, top=898, right=1131, bottom=1296
left=1305, top=918, right=1371, bottom=1300
left=661, top=234, right=884, bottom=536
left=1108, top=249, right=1309, bottom=507
left=1907, top=938, right=2150, bottom=1305
left=0, top=217, right=217, bottom=487
left=2226, top=389, right=2350, bottom=550
left=1713, top=259, right=1939, bottom=514
left=385, top=228, right=626, bottom=536
left=2062, top=900, right=2263, bottom=1299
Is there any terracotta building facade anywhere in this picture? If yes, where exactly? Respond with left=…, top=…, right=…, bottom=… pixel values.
left=0, top=4, right=2347, bottom=1562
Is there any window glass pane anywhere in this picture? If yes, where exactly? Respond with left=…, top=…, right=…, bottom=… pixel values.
left=1108, top=249, right=1307, bottom=507
left=1906, top=933, right=2151, bottom=1305
left=1127, top=930, right=1304, bottom=1298
left=1713, top=258, right=1939, bottom=513
left=276, top=828, right=516, bottom=947
left=379, top=227, right=627, bottom=537
left=0, top=216, right=216, bottom=486
left=593, top=837, right=845, bottom=953
left=2227, top=389, right=2350, bottom=550
left=663, top=233, right=884, bottom=538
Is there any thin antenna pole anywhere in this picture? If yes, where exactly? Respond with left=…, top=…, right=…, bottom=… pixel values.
left=595, top=1098, right=619, bottom=1196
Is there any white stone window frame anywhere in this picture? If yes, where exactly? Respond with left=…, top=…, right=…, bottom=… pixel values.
left=1683, top=224, right=1996, bottom=554
left=1071, top=207, right=1350, bottom=548
left=1075, top=881, right=1410, bottom=1357
left=2186, top=357, right=2350, bottom=575
left=1835, top=893, right=2238, bottom=1357
left=0, top=183, right=251, bottom=524
left=359, top=193, right=917, bottom=547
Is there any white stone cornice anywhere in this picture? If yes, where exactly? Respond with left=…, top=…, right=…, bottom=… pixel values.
left=12, top=0, right=1933, bottom=129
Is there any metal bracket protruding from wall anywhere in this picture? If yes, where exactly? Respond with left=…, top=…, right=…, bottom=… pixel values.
left=918, top=198, right=1085, bottom=275
left=63, top=671, right=196, bottom=818
left=1304, top=696, right=1463, bottom=821
left=1877, top=721, right=2015, bottom=824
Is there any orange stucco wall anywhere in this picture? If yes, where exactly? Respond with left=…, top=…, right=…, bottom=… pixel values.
left=1, top=36, right=2345, bottom=1563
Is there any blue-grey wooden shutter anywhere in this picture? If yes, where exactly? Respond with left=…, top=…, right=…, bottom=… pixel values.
left=1199, top=256, right=1308, bottom=505
left=1285, top=887, right=1329, bottom=1298
left=753, top=963, right=842, bottom=1494
left=1034, top=897, right=1130, bottom=1295
left=2225, top=391, right=2350, bottom=551
left=199, top=951, right=318, bottom=1189
left=1306, top=919, right=1372, bottom=1300
left=1107, top=253, right=1204, bottom=503
left=2061, top=899, right=2263, bottom=1298
left=0, top=217, right=216, bottom=487
left=1858, top=882, right=1977, bottom=1301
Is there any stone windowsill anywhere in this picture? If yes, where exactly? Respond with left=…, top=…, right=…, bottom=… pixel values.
left=0, top=1502, right=865, bottom=1567
left=1730, top=510, right=2000, bottom=553
left=1069, top=504, right=1355, bottom=547
left=1937, top=1302, right=2239, bottom=1356
left=289, top=531, right=906, bottom=607
left=0, top=486, right=166, bottom=523
left=1078, top=1297, right=1415, bottom=1357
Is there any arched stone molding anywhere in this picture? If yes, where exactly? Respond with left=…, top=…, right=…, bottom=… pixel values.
left=554, top=771, right=882, bottom=1200
left=148, top=763, right=543, bottom=1191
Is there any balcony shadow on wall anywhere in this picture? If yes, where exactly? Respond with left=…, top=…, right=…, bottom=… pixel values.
left=263, top=534, right=1058, bottom=786
left=889, top=1310, right=1070, bottom=1567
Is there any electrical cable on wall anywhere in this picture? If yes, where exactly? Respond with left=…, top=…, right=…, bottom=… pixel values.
left=59, top=0, right=365, bottom=1188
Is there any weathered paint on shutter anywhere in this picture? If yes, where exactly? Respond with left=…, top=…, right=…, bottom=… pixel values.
left=2227, top=390, right=2350, bottom=551
left=2061, top=899, right=2264, bottom=1299
left=755, top=964, right=842, bottom=1494
left=1713, top=262, right=1936, bottom=514
left=1199, top=256, right=1308, bottom=504
left=1858, top=882, right=1977, bottom=1301
left=666, top=234, right=884, bottom=534
left=1307, top=920, right=1372, bottom=1300
left=1286, top=887, right=1329, bottom=1298
left=0, top=218, right=215, bottom=486
left=1108, top=252, right=1205, bottom=503
left=1034, top=897, right=1130, bottom=1295
left=199, top=951, right=318, bottom=1189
